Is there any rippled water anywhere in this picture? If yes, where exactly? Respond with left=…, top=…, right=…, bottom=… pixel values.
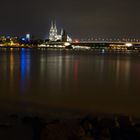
left=0, top=48, right=140, bottom=116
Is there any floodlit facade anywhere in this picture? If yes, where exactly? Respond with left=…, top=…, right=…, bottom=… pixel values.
left=49, top=21, right=72, bottom=42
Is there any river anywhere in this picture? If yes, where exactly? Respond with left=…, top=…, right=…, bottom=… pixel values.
left=0, top=48, right=140, bottom=117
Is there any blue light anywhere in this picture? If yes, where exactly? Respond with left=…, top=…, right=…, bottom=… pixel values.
left=20, top=48, right=26, bottom=93
left=22, top=48, right=25, bottom=51
left=21, top=38, right=26, bottom=41
left=7, top=36, right=10, bottom=39
left=20, top=49, right=30, bottom=94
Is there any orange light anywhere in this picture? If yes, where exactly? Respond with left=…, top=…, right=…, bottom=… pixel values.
left=74, top=39, right=79, bottom=43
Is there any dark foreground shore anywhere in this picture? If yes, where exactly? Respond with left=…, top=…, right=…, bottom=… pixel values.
left=0, top=112, right=140, bottom=140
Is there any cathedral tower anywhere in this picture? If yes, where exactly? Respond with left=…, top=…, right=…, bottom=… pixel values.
left=49, top=21, right=58, bottom=41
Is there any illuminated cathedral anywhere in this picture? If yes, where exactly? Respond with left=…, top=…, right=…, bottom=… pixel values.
left=49, top=21, right=72, bottom=42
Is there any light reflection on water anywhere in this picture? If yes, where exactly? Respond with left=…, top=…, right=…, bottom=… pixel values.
left=20, top=48, right=30, bottom=94
left=0, top=49, right=140, bottom=116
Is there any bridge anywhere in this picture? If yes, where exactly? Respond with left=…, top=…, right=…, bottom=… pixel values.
left=71, top=41, right=140, bottom=49
left=39, top=41, right=140, bottom=50
left=72, top=40, right=140, bottom=45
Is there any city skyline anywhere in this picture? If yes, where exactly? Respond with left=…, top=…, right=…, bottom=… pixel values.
left=0, top=0, right=140, bottom=39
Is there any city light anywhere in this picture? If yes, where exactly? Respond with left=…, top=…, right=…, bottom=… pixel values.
left=125, top=43, right=133, bottom=47
left=64, top=42, right=71, bottom=46
left=74, top=39, right=79, bottom=43
left=21, top=38, right=26, bottom=41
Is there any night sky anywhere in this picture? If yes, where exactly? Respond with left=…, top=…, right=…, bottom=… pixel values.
left=0, top=0, right=140, bottom=39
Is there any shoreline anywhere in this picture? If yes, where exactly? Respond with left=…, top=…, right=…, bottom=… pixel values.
left=0, top=46, right=140, bottom=52
left=0, top=108, right=140, bottom=140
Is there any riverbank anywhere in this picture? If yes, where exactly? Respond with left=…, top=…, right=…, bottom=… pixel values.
left=0, top=109, right=140, bottom=140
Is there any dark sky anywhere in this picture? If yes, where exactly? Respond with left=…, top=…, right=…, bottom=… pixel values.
left=0, top=0, right=140, bottom=39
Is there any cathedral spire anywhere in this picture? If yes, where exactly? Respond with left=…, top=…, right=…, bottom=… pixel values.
left=53, top=20, right=57, bottom=35
left=49, top=20, right=58, bottom=41
left=50, top=21, right=54, bottom=30
left=54, top=20, right=57, bottom=29
left=60, top=28, right=63, bottom=36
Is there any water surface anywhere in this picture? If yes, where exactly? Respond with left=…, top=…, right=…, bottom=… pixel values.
left=0, top=48, right=140, bottom=116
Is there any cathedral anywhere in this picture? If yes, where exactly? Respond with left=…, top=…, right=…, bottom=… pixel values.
left=49, top=21, right=72, bottom=42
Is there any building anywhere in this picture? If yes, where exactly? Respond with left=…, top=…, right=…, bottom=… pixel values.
left=49, top=21, right=72, bottom=42
left=26, top=34, right=31, bottom=42
left=61, top=29, right=67, bottom=42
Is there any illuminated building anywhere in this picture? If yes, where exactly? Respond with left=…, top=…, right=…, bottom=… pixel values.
left=49, top=21, right=72, bottom=42
left=26, top=34, right=30, bottom=41
left=49, top=21, right=58, bottom=41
